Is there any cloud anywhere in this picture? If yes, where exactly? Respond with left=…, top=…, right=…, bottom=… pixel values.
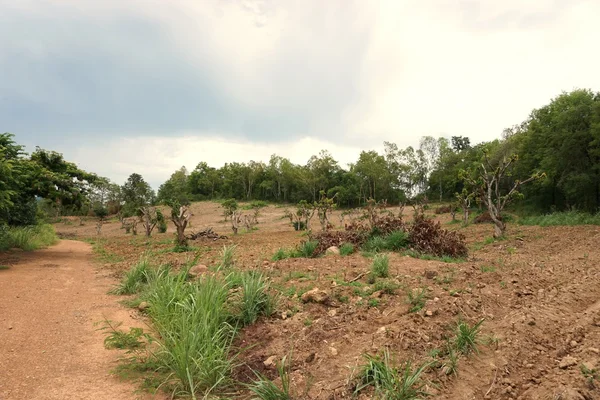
left=3, top=0, right=600, bottom=186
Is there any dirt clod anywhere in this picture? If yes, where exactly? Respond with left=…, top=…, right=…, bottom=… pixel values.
left=301, top=288, right=329, bottom=304
left=559, top=356, right=578, bottom=369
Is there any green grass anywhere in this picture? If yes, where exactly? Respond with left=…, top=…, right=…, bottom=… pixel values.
left=520, top=211, right=600, bottom=226
left=98, top=319, right=149, bottom=350
left=0, top=224, right=58, bottom=251
left=272, top=248, right=292, bottom=261
left=355, top=349, right=430, bottom=399
left=480, top=265, right=496, bottom=273
left=452, top=319, right=484, bottom=355
left=296, top=240, right=318, bottom=258
left=248, top=355, right=292, bottom=400
left=385, top=230, right=409, bottom=251
left=403, top=249, right=465, bottom=263
left=371, top=254, right=390, bottom=278
left=339, top=243, right=355, bottom=256
left=407, top=288, right=428, bottom=313
left=219, top=244, right=237, bottom=270
left=227, top=270, right=276, bottom=326
left=0, top=265, right=9, bottom=270
left=110, top=257, right=151, bottom=295
left=363, top=236, right=387, bottom=253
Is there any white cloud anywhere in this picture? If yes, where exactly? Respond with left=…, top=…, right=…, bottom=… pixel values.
left=71, top=134, right=369, bottom=188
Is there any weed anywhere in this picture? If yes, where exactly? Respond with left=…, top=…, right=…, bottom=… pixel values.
left=385, top=230, right=409, bottom=251
left=272, top=248, right=291, bottom=261
left=500, top=281, right=507, bottom=289
left=219, top=244, right=237, bottom=270
left=403, top=249, right=464, bottom=263
left=441, top=342, right=459, bottom=377
left=371, top=254, right=390, bottom=278
left=368, top=298, right=380, bottom=308
left=336, top=294, right=350, bottom=304
left=407, top=288, right=428, bottom=313
left=363, top=236, right=387, bottom=253
left=339, top=243, right=355, bottom=256
left=507, top=246, right=517, bottom=255
left=355, top=349, right=430, bottom=399
left=373, top=279, right=401, bottom=295
left=580, top=364, right=599, bottom=388
left=480, top=265, right=496, bottom=273
left=248, top=355, right=292, bottom=400
left=0, top=224, right=58, bottom=251
left=228, top=270, right=276, bottom=326
left=111, top=257, right=151, bottom=295
left=434, top=270, right=455, bottom=285
left=520, top=211, right=600, bottom=226
left=452, top=319, right=484, bottom=355
left=284, top=271, right=313, bottom=282
left=98, top=319, right=149, bottom=350
left=0, top=265, right=9, bottom=270
left=303, top=318, right=313, bottom=327
left=296, top=240, right=318, bottom=258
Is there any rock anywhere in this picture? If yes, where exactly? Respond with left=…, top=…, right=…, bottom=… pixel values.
left=570, top=340, right=578, bottom=348
left=138, top=301, right=150, bottom=312
left=425, top=310, right=434, bottom=317
left=329, top=347, right=338, bottom=356
left=301, top=288, right=329, bottom=304
left=370, top=290, right=383, bottom=299
left=263, top=355, right=277, bottom=368
left=262, top=260, right=270, bottom=266
left=424, top=270, right=437, bottom=279
left=559, top=356, right=578, bottom=369
left=326, top=246, right=340, bottom=255
left=587, top=347, right=600, bottom=354
left=328, top=309, right=337, bottom=317
left=376, top=326, right=387, bottom=334
left=188, top=264, right=208, bottom=278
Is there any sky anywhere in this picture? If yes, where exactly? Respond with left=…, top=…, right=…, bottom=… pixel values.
left=2, top=0, right=600, bottom=188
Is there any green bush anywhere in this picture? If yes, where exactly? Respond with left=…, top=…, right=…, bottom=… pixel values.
left=296, top=240, right=318, bottom=258
left=271, top=248, right=291, bottom=261
left=339, top=243, right=355, bottom=256
left=0, top=224, right=58, bottom=251
left=385, top=230, right=409, bottom=251
left=520, top=211, right=600, bottom=226
left=110, top=257, right=151, bottom=295
left=371, top=254, right=390, bottom=278
left=363, top=236, right=387, bottom=253
left=228, top=270, right=275, bottom=326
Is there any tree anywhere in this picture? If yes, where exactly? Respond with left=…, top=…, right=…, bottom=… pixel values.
left=451, top=136, right=471, bottom=152
left=463, top=149, right=543, bottom=237
left=121, top=173, right=155, bottom=217
left=157, top=167, right=189, bottom=205
left=170, top=201, right=192, bottom=247
left=140, top=206, right=160, bottom=237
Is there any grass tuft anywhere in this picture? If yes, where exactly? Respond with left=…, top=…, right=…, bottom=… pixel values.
left=452, top=319, right=484, bottom=356
left=339, top=243, right=355, bottom=256
left=407, top=287, right=428, bottom=313
left=520, top=211, right=600, bottom=226
left=248, top=355, right=292, bottom=400
left=111, top=257, right=151, bottom=295
left=0, top=224, right=58, bottom=251
left=371, top=254, right=390, bottom=278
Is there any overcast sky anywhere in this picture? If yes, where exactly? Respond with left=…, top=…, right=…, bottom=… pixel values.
left=3, top=0, right=600, bottom=188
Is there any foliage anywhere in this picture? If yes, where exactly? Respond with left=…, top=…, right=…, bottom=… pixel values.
left=355, top=349, right=430, bottom=399
left=296, top=240, right=319, bottom=258
left=227, top=270, right=275, bottom=326
left=371, top=254, right=390, bottom=278
left=407, top=287, right=428, bottom=313
left=110, top=257, right=151, bottom=295
left=157, top=167, right=189, bottom=205
left=99, top=319, right=148, bottom=350
left=121, top=173, right=155, bottom=217
left=452, top=319, right=484, bottom=356
left=0, top=224, right=58, bottom=252
left=219, top=244, right=237, bottom=270
left=519, top=211, right=600, bottom=226
left=248, top=356, right=292, bottom=400
left=221, top=198, right=239, bottom=221
left=339, top=243, right=355, bottom=256
left=156, top=209, right=168, bottom=233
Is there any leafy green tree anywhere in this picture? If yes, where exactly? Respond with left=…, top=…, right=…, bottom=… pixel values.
left=121, top=173, right=155, bottom=217
left=157, top=167, right=189, bottom=204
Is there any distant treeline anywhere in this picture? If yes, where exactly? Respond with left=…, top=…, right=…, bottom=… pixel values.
left=2, top=89, right=599, bottom=227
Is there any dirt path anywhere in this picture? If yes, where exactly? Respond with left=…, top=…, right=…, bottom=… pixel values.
left=0, top=240, right=157, bottom=400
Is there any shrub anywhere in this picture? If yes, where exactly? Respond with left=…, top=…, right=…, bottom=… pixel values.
left=271, top=248, right=291, bottom=261
left=371, top=254, right=390, bottom=278
left=111, top=257, right=151, bottom=295
left=156, top=210, right=168, bottom=233
left=355, top=349, right=429, bottom=399
left=385, top=230, right=409, bottom=251
left=228, top=270, right=275, bottom=326
left=0, top=224, right=58, bottom=251
left=339, top=243, right=355, bottom=256
left=363, top=236, right=387, bottom=253
left=409, top=213, right=468, bottom=258
left=310, top=230, right=367, bottom=255
left=292, top=221, right=306, bottom=231
left=434, top=205, right=451, bottom=214
left=296, top=240, right=318, bottom=258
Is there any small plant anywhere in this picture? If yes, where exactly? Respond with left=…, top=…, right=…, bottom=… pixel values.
left=271, top=248, right=291, bottom=261
left=303, top=317, right=313, bottom=327
left=407, top=287, right=428, bottom=313
left=111, top=257, right=150, bottom=295
left=441, top=342, right=459, bottom=377
left=0, top=265, right=9, bottom=270
left=368, top=298, right=380, bottom=308
left=229, top=271, right=276, bottom=326
left=580, top=364, right=599, bottom=388
left=385, top=230, right=409, bottom=251
left=371, top=254, right=390, bottom=278
left=339, top=243, right=355, bottom=256
left=98, top=319, right=148, bottom=350
left=355, top=349, right=430, bottom=399
left=248, top=355, right=292, bottom=400
left=363, top=236, right=387, bottom=253
left=221, top=198, right=239, bottom=221
left=219, top=244, right=237, bottom=270
left=480, top=265, right=496, bottom=273
left=157, top=210, right=167, bottom=233
left=296, top=240, right=318, bottom=258
left=452, top=319, right=484, bottom=355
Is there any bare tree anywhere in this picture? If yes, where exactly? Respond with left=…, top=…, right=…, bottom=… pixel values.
left=140, top=206, right=159, bottom=237
left=455, top=189, right=475, bottom=225
left=170, top=203, right=192, bottom=246
left=231, top=210, right=242, bottom=234
left=463, top=152, right=543, bottom=238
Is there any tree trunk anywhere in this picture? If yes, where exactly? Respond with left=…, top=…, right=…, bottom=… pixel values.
left=493, top=219, right=505, bottom=238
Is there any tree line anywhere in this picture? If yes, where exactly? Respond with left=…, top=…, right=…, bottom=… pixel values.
left=1, top=88, right=599, bottom=229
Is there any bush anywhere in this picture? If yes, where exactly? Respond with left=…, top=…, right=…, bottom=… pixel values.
left=310, top=230, right=367, bottom=255
left=371, top=254, right=389, bottom=278
left=157, top=209, right=168, bottom=233
left=385, top=230, right=409, bottom=251
left=408, top=213, right=468, bottom=258
left=434, top=205, right=451, bottom=214
left=363, top=236, right=387, bottom=253
left=271, top=248, right=291, bottom=261
left=296, top=240, right=318, bottom=258
left=111, top=257, right=151, bottom=295
left=339, top=243, right=355, bottom=256
left=0, top=224, right=58, bottom=251
left=292, top=221, right=306, bottom=231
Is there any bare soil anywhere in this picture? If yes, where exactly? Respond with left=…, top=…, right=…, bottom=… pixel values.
left=8, top=202, right=600, bottom=399
left=0, top=240, right=164, bottom=400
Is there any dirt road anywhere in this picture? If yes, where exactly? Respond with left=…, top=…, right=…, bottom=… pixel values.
left=0, top=240, right=156, bottom=400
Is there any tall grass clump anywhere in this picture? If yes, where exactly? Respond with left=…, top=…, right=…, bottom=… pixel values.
left=385, top=230, right=409, bottom=251
left=219, top=244, right=237, bottom=270
left=371, top=254, right=390, bottom=278
left=0, top=224, right=58, bottom=251
left=228, top=270, right=276, bottom=326
left=339, top=243, right=355, bottom=256
left=271, top=248, right=291, bottom=261
left=296, top=240, right=318, bottom=258
left=248, top=355, right=292, bottom=400
left=354, top=349, right=430, bottom=399
left=110, top=256, right=151, bottom=295
left=520, top=211, right=600, bottom=226
left=143, top=270, right=235, bottom=397
left=363, top=236, right=387, bottom=253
